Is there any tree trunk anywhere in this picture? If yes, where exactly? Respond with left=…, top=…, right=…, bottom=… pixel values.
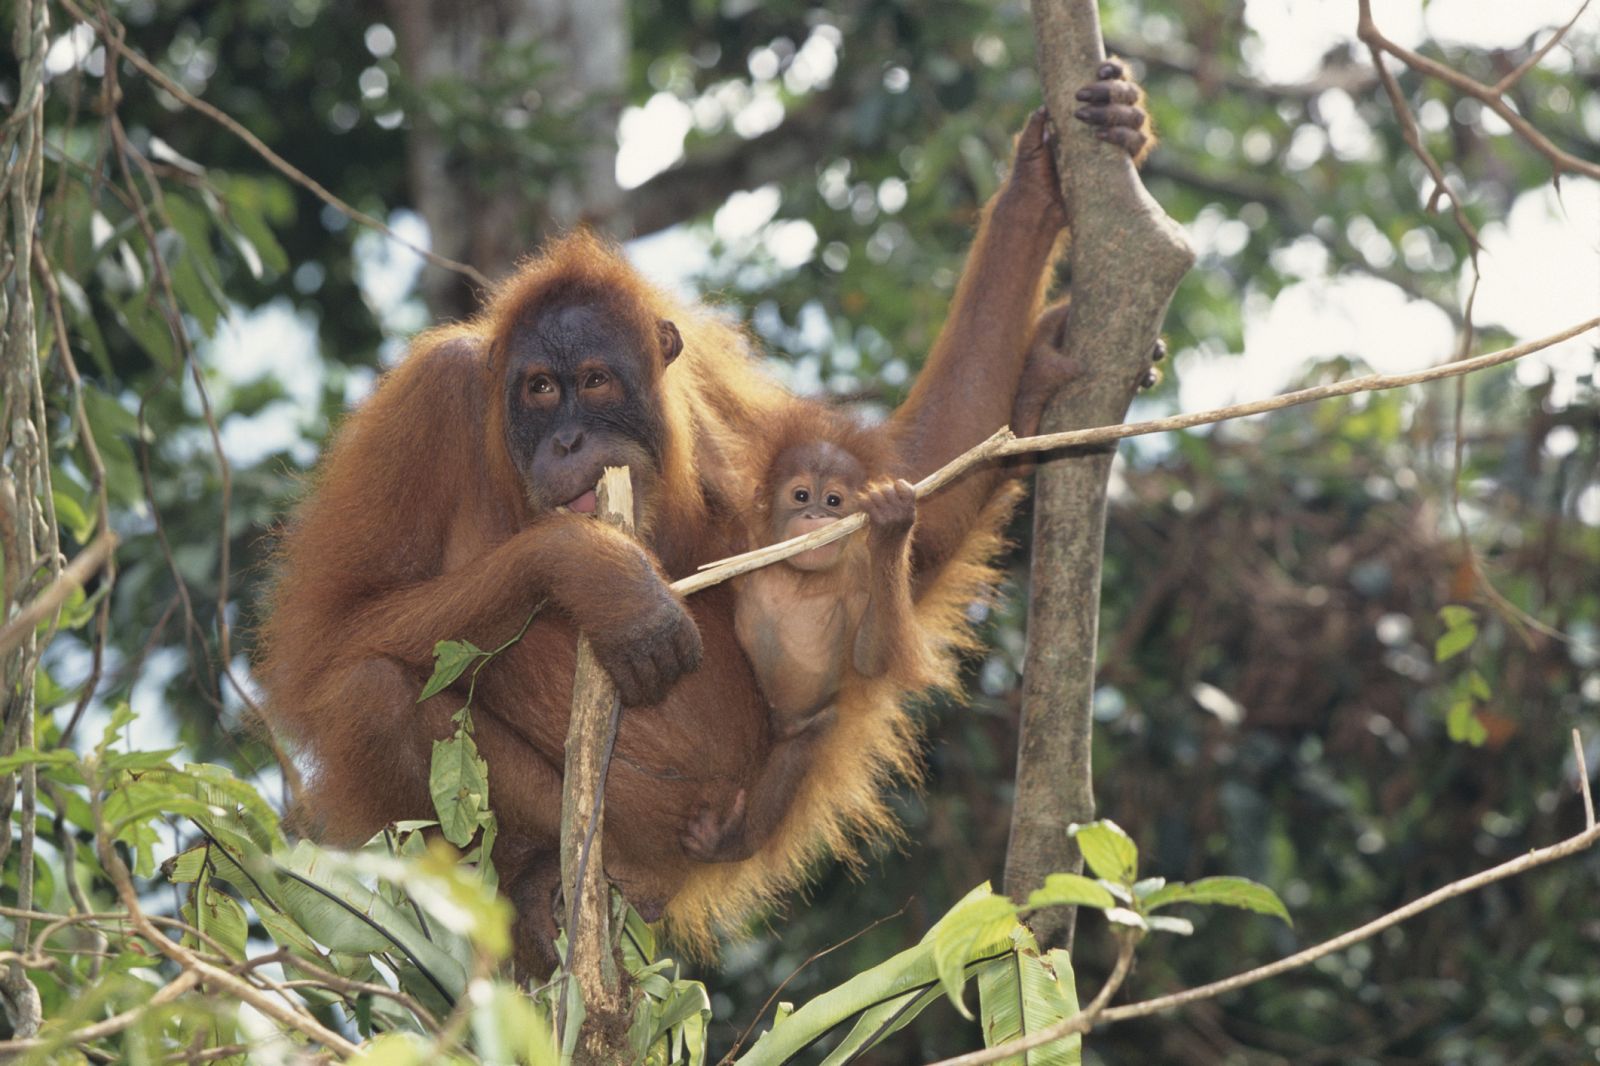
left=1003, top=0, right=1194, bottom=951
left=387, top=0, right=628, bottom=317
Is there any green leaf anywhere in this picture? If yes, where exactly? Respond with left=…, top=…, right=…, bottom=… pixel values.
left=628, top=973, right=710, bottom=1066
left=54, top=581, right=95, bottom=631
left=116, top=294, right=178, bottom=371
left=164, top=846, right=207, bottom=884
left=169, top=245, right=225, bottom=337
left=1467, top=671, right=1491, bottom=700
left=181, top=762, right=285, bottom=846
left=258, top=910, right=331, bottom=975
left=620, top=900, right=658, bottom=972
left=1024, top=872, right=1117, bottom=912
left=1434, top=622, right=1478, bottom=662
left=474, top=981, right=560, bottom=1066
left=1143, top=876, right=1293, bottom=926
left=33, top=664, right=77, bottom=712
left=0, top=747, right=79, bottom=775
left=194, top=886, right=250, bottom=960
left=348, top=1032, right=431, bottom=1066
left=430, top=728, right=490, bottom=847
left=1069, top=820, right=1139, bottom=885
left=819, top=985, right=944, bottom=1066
left=104, top=747, right=182, bottom=772
left=104, top=772, right=208, bottom=825
left=217, top=174, right=293, bottom=278
left=274, top=842, right=469, bottom=1003
left=931, top=893, right=1022, bottom=1019
left=95, top=701, right=137, bottom=757
left=419, top=640, right=485, bottom=702
left=1437, top=605, right=1476, bottom=629
left=221, top=197, right=290, bottom=276
left=165, top=195, right=225, bottom=292
left=78, top=388, right=144, bottom=509
left=976, top=946, right=1081, bottom=1066
left=737, top=885, right=1011, bottom=1066
left=1146, top=915, right=1195, bottom=936
left=79, top=384, right=144, bottom=440
left=54, top=270, right=113, bottom=378
left=53, top=489, right=94, bottom=542
left=1447, top=700, right=1489, bottom=746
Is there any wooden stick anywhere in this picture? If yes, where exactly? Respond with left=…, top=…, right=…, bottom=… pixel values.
left=557, top=467, right=632, bottom=1054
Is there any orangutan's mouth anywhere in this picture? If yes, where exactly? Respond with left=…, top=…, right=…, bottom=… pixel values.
left=557, top=490, right=598, bottom=515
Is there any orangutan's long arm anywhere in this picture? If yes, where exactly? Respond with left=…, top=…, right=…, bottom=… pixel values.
left=889, top=109, right=1066, bottom=577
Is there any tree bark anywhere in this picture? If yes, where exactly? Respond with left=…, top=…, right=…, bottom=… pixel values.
left=1003, top=0, right=1194, bottom=951
left=387, top=0, right=627, bottom=317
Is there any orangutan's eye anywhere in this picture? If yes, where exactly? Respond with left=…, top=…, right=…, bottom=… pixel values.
left=528, top=374, right=555, bottom=395
left=793, top=488, right=809, bottom=503
left=583, top=370, right=609, bottom=389
left=825, top=493, right=842, bottom=508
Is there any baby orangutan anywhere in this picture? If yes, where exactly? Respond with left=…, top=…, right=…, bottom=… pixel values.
left=682, top=406, right=922, bottom=862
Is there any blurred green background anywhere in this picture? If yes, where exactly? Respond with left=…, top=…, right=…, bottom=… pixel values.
left=4, top=0, right=1598, bottom=1061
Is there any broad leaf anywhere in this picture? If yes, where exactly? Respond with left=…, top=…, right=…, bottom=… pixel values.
left=1069, top=820, right=1139, bottom=885
left=257, top=909, right=331, bottom=968
left=1143, top=876, right=1292, bottom=926
left=419, top=640, right=485, bottom=702
left=1447, top=700, right=1489, bottom=746
left=0, top=747, right=79, bottom=775
left=192, top=886, right=250, bottom=960
left=931, top=892, right=1022, bottom=1018
left=820, top=985, right=944, bottom=1066
left=348, top=1033, right=431, bottom=1066
left=1025, top=872, right=1117, bottom=913
left=737, top=886, right=1012, bottom=1065
left=977, top=946, right=1081, bottom=1066
left=1435, top=623, right=1477, bottom=662
left=474, top=981, right=560, bottom=1066
left=430, top=729, right=490, bottom=846
left=274, top=842, right=469, bottom=1004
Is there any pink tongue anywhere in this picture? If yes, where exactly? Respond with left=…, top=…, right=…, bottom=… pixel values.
left=568, top=490, right=598, bottom=514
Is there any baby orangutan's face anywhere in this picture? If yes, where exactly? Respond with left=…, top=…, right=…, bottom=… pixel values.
left=767, top=441, right=865, bottom=571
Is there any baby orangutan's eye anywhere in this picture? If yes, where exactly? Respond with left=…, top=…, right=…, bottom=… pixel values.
left=793, top=488, right=809, bottom=503
left=825, top=493, right=842, bottom=508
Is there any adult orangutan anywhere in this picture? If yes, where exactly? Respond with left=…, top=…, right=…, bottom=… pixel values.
left=257, top=66, right=1152, bottom=973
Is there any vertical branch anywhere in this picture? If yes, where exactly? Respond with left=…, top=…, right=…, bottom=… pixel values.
left=557, top=466, right=632, bottom=1059
left=0, top=0, right=52, bottom=1041
left=1004, top=0, right=1194, bottom=951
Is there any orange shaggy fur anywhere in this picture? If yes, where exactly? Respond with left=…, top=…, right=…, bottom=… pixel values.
left=262, top=180, right=1052, bottom=962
